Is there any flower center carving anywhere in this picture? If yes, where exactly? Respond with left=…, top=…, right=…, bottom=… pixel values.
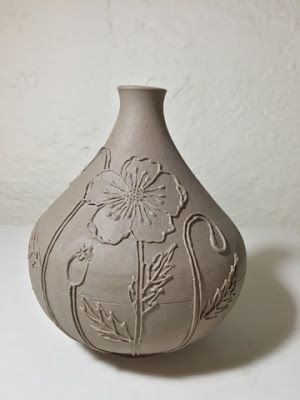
left=75, top=243, right=93, bottom=262
left=105, top=172, right=166, bottom=224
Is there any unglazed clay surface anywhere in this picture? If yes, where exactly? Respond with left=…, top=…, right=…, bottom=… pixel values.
left=29, top=86, right=246, bottom=356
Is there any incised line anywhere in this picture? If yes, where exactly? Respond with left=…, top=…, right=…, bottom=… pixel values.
left=40, top=147, right=111, bottom=329
left=173, top=213, right=227, bottom=351
left=132, top=240, right=145, bottom=356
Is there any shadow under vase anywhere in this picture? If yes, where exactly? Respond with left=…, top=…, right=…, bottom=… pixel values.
left=79, top=247, right=297, bottom=377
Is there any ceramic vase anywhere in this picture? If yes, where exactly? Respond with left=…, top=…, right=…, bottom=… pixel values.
left=28, top=85, right=246, bottom=356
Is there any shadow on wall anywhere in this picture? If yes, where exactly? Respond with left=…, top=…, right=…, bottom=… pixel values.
left=81, top=248, right=297, bottom=377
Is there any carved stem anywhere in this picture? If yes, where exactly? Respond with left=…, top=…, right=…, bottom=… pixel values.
left=175, top=213, right=227, bottom=350
left=40, top=146, right=111, bottom=330
left=132, top=240, right=145, bottom=356
left=69, top=285, right=100, bottom=351
left=41, top=200, right=85, bottom=328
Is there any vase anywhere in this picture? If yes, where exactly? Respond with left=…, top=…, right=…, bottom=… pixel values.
left=28, top=85, right=246, bottom=356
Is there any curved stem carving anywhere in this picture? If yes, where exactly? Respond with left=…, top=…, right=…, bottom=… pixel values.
left=41, top=200, right=85, bottom=328
left=175, top=213, right=227, bottom=350
left=40, top=147, right=111, bottom=328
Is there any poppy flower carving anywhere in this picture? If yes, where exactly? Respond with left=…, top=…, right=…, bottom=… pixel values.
left=33, top=146, right=240, bottom=357
left=85, top=156, right=187, bottom=244
left=82, top=155, right=188, bottom=355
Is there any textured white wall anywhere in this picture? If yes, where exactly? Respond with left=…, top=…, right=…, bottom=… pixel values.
left=0, top=0, right=299, bottom=231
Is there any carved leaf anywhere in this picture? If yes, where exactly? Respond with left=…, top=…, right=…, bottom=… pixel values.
left=28, top=228, right=41, bottom=269
left=201, top=253, right=239, bottom=320
left=128, top=275, right=137, bottom=311
left=141, top=243, right=177, bottom=314
left=81, top=297, right=132, bottom=343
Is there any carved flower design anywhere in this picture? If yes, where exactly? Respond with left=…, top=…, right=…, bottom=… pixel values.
left=67, top=243, right=93, bottom=286
left=85, top=157, right=187, bottom=244
left=75, top=243, right=93, bottom=262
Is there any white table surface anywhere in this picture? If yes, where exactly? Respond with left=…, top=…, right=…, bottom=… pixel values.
left=0, top=225, right=299, bottom=400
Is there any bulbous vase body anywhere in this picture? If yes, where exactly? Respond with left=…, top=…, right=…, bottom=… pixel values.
left=29, top=86, right=246, bottom=356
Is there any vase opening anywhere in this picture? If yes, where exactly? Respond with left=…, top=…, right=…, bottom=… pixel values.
left=118, top=85, right=167, bottom=92
left=118, top=85, right=167, bottom=113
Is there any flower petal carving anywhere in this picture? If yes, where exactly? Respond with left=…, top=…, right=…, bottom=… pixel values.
left=85, top=156, right=187, bottom=244
left=85, top=171, right=125, bottom=206
left=121, top=156, right=162, bottom=189
left=131, top=211, right=175, bottom=243
left=88, top=206, right=132, bottom=245
left=147, top=172, right=187, bottom=216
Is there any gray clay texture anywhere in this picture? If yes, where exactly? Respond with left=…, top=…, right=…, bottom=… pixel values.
left=29, top=86, right=246, bottom=356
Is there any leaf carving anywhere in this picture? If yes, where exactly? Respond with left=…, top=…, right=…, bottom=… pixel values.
left=129, top=243, right=177, bottom=315
left=81, top=297, right=132, bottom=343
left=28, top=228, right=41, bottom=269
left=128, top=275, right=137, bottom=311
left=201, top=253, right=239, bottom=320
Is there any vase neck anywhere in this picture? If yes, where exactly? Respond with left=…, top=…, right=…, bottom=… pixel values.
left=118, top=85, right=167, bottom=125
left=113, top=85, right=168, bottom=133
left=105, top=85, right=179, bottom=162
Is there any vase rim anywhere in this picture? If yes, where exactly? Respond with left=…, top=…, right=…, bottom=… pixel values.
left=118, top=85, right=167, bottom=92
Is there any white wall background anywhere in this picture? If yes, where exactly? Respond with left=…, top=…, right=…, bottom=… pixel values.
left=0, top=0, right=299, bottom=232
